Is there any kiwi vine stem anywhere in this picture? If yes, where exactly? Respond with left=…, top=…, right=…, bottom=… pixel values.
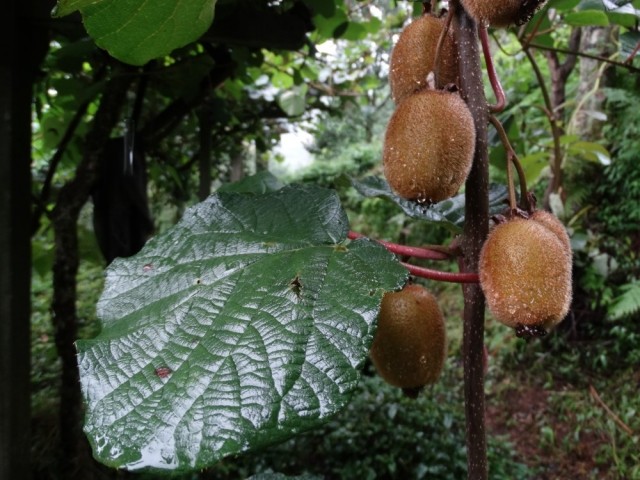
left=529, top=41, right=640, bottom=74
left=400, top=263, right=480, bottom=284
left=347, top=230, right=451, bottom=260
left=452, top=2, right=489, bottom=479
left=479, top=27, right=506, bottom=113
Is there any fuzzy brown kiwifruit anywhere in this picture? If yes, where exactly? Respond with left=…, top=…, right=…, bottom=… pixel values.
left=383, top=89, right=475, bottom=203
left=389, top=14, right=459, bottom=104
left=461, top=0, right=547, bottom=28
left=531, top=210, right=571, bottom=258
left=479, top=217, right=572, bottom=332
left=370, top=284, right=447, bottom=391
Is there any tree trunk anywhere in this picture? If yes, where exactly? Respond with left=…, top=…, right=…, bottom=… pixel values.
left=230, top=151, right=245, bottom=183
left=572, top=26, right=616, bottom=139
left=0, top=1, right=51, bottom=479
left=452, top=3, right=490, bottom=479
left=541, top=28, right=581, bottom=209
left=198, top=105, right=214, bottom=201
left=51, top=73, right=132, bottom=479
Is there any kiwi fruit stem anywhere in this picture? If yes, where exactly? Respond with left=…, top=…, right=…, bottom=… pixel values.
left=488, top=114, right=531, bottom=212
left=433, top=9, right=454, bottom=88
left=423, top=1, right=435, bottom=15
left=504, top=139, right=517, bottom=211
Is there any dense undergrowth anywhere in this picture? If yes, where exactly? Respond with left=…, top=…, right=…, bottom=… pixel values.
left=31, top=249, right=639, bottom=479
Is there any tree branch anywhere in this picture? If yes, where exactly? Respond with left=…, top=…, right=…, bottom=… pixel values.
left=31, top=63, right=107, bottom=235
left=559, top=28, right=582, bottom=80
left=529, top=42, right=640, bottom=73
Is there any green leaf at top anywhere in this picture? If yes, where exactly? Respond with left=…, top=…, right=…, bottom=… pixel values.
left=77, top=185, right=407, bottom=472
left=70, top=0, right=217, bottom=66
left=351, top=176, right=509, bottom=233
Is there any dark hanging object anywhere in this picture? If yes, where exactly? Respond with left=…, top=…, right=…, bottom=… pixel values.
left=92, top=125, right=154, bottom=264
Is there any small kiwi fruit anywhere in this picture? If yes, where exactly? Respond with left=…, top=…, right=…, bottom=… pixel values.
left=479, top=217, right=572, bottom=332
left=389, top=14, right=459, bottom=104
left=461, top=0, right=547, bottom=28
left=370, top=284, right=447, bottom=391
left=383, top=89, right=476, bottom=203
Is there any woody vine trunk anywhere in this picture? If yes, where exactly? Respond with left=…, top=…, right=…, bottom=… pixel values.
left=451, top=2, right=489, bottom=479
left=51, top=73, right=132, bottom=479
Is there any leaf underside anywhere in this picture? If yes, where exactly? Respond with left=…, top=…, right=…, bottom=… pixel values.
left=63, top=0, right=218, bottom=65
left=351, top=176, right=509, bottom=232
left=77, top=184, right=407, bottom=472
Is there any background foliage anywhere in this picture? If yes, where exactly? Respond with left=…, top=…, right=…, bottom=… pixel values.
left=23, top=0, right=640, bottom=478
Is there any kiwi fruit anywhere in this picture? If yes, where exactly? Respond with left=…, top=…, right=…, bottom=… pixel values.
left=530, top=210, right=571, bottom=259
left=383, top=89, right=476, bottom=203
left=370, top=284, right=447, bottom=391
left=479, top=217, right=572, bottom=331
left=389, top=14, right=459, bottom=104
left=461, top=0, right=547, bottom=28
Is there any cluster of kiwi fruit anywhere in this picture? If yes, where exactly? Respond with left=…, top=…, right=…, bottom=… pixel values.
left=479, top=209, right=572, bottom=337
left=383, top=11, right=475, bottom=204
left=371, top=0, right=565, bottom=393
left=370, top=284, right=447, bottom=397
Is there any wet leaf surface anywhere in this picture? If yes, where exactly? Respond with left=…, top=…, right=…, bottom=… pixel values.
left=77, top=184, right=407, bottom=471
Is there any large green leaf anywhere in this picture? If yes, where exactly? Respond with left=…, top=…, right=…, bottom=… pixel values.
left=54, top=0, right=218, bottom=65
left=351, top=176, right=509, bottom=232
left=77, top=185, right=407, bottom=472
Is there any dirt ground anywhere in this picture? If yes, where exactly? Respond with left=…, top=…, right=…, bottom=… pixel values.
left=485, top=379, right=614, bottom=480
